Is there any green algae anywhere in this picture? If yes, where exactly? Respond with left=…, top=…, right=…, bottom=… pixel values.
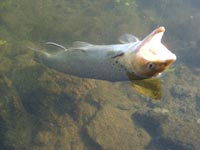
left=131, top=78, right=162, bottom=100
left=0, top=39, right=7, bottom=46
left=0, top=0, right=13, bottom=9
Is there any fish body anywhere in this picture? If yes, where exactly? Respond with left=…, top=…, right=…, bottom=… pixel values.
left=34, top=26, right=176, bottom=82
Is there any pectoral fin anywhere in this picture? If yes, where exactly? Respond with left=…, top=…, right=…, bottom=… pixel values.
left=111, top=51, right=124, bottom=58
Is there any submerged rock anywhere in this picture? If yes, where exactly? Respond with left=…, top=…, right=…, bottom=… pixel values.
left=132, top=109, right=200, bottom=150
left=87, top=105, right=150, bottom=150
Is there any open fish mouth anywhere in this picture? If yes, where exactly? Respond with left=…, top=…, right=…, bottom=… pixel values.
left=128, top=26, right=176, bottom=79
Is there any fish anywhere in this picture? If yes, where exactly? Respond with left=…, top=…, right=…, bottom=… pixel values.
left=33, top=26, right=176, bottom=82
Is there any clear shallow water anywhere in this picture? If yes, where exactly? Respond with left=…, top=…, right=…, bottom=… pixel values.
left=0, top=0, right=200, bottom=150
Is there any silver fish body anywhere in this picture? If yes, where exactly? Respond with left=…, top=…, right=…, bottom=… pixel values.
left=36, top=43, right=139, bottom=81
left=33, top=27, right=176, bottom=82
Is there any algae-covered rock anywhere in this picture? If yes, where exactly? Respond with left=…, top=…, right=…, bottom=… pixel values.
left=33, top=114, right=84, bottom=150
left=132, top=108, right=200, bottom=150
left=0, top=81, right=32, bottom=150
left=132, top=108, right=169, bottom=137
left=161, top=118, right=200, bottom=150
left=87, top=105, right=150, bottom=150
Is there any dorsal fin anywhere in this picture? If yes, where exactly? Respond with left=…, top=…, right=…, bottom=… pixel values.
left=46, top=42, right=67, bottom=51
left=73, top=41, right=93, bottom=48
left=118, top=33, right=139, bottom=44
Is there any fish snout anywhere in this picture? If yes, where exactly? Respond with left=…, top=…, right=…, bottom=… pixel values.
left=163, top=52, right=176, bottom=67
left=157, top=52, right=176, bottom=71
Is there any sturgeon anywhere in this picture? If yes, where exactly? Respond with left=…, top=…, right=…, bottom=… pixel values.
left=33, top=26, right=176, bottom=82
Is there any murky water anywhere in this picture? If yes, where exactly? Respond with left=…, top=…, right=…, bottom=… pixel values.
left=0, top=0, right=200, bottom=150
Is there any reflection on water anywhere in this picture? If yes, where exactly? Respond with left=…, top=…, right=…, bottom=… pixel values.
left=0, top=0, right=200, bottom=150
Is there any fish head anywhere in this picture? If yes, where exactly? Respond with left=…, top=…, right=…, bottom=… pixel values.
left=130, top=26, right=176, bottom=79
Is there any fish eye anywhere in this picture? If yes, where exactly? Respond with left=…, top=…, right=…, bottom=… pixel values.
left=147, top=62, right=155, bottom=70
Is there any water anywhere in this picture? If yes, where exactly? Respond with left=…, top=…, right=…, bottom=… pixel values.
left=0, top=0, right=200, bottom=150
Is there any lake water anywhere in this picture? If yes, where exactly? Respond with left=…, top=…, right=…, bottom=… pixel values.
left=0, top=0, right=200, bottom=150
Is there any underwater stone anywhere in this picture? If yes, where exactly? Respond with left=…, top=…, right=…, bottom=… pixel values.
left=171, top=84, right=195, bottom=98
left=87, top=106, right=150, bottom=150
left=132, top=109, right=200, bottom=150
